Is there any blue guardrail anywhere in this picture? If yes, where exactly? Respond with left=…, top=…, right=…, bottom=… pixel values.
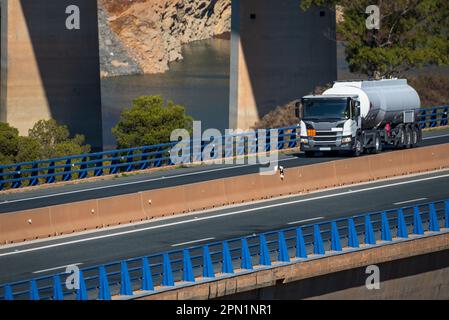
left=1, top=199, right=448, bottom=300
left=0, top=106, right=447, bottom=191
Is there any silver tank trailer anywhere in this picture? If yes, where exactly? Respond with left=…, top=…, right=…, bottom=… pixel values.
left=323, top=79, right=421, bottom=129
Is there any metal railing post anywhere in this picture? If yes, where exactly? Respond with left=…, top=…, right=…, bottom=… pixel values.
left=397, top=209, right=408, bottom=238
left=313, top=224, right=325, bottom=255
left=296, top=227, right=308, bottom=258
left=141, top=257, right=154, bottom=291
left=202, top=245, right=215, bottom=278
left=221, top=241, right=234, bottom=274
left=259, top=234, right=271, bottom=266
left=364, top=215, right=376, bottom=245
left=331, top=221, right=342, bottom=251
left=99, top=266, right=111, bottom=300
left=381, top=212, right=392, bottom=241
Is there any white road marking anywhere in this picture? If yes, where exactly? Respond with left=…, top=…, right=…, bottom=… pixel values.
left=33, top=263, right=82, bottom=274
left=423, top=133, right=449, bottom=140
left=171, top=238, right=215, bottom=247
left=0, top=158, right=298, bottom=205
left=287, top=217, right=324, bottom=225
left=394, top=198, right=428, bottom=205
left=0, top=171, right=448, bottom=258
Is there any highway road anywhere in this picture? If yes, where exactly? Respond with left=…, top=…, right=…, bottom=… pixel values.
left=1, top=168, right=449, bottom=284
left=1, top=128, right=449, bottom=214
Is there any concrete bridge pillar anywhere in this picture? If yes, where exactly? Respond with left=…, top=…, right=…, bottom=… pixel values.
left=229, top=0, right=337, bottom=129
left=0, top=0, right=102, bottom=150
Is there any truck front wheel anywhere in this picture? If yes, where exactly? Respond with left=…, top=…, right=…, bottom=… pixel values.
left=372, top=134, right=382, bottom=154
left=352, top=137, right=363, bottom=157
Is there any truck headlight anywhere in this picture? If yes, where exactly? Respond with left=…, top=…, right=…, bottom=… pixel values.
left=300, top=138, right=309, bottom=144
left=341, top=136, right=352, bottom=144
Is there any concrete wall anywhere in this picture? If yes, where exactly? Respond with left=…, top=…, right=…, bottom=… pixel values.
left=229, top=0, right=337, bottom=129
left=224, top=248, right=449, bottom=300
left=0, top=0, right=102, bottom=150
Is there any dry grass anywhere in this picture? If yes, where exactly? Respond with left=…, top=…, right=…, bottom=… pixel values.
left=409, top=75, right=449, bottom=107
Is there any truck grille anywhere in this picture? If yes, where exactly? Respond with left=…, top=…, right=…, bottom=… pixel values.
left=313, top=131, right=338, bottom=144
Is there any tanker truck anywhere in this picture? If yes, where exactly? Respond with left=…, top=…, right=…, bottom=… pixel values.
left=296, top=79, right=422, bottom=157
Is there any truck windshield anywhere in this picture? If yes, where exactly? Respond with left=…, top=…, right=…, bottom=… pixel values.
left=303, top=99, right=350, bottom=120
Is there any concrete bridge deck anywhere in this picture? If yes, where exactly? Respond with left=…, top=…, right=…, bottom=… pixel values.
left=135, top=231, right=449, bottom=300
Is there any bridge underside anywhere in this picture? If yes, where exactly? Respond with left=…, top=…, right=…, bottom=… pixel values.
left=0, top=0, right=103, bottom=150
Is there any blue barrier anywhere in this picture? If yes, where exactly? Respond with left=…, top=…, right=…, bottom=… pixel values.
left=381, top=212, right=392, bottom=241
left=364, top=215, right=376, bottom=245
left=397, top=209, right=408, bottom=238
left=296, top=227, right=307, bottom=258
left=446, top=201, right=449, bottom=229
left=52, top=276, right=63, bottom=301
left=183, top=249, right=195, bottom=282
left=278, top=231, right=290, bottom=262
left=2, top=198, right=448, bottom=300
left=99, top=266, right=111, bottom=300
left=429, top=203, right=440, bottom=232
left=76, top=271, right=88, bottom=301
left=0, top=125, right=300, bottom=191
left=241, top=238, right=253, bottom=270
left=259, top=234, right=271, bottom=266
left=413, top=207, right=424, bottom=235
left=331, top=221, right=342, bottom=251
left=162, top=254, right=174, bottom=287
left=120, top=261, right=132, bottom=296
left=0, top=105, right=447, bottom=191
left=141, top=258, right=154, bottom=291
left=221, top=241, right=234, bottom=274
left=30, top=280, right=39, bottom=301
left=202, top=246, right=215, bottom=278
left=313, top=224, right=325, bottom=255
left=4, top=285, right=13, bottom=301
left=348, top=218, right=360, bottom=248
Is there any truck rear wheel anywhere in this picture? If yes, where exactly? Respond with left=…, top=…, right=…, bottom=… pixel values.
left=394, top=127, right=405, bottom=149
left=405, top=127, right=412, bottom=149
left=411, top=127, right=419, bottom=147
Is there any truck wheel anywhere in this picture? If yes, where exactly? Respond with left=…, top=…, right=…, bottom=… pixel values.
left=405, top=128, right=412, bottom=149
left=352, top=137, right=363, bottom=157
left=373, top=135, right=382, bottom=154
left=394, top=127, right=405, bottom=149
left=411, top=127, right=419, bottom=147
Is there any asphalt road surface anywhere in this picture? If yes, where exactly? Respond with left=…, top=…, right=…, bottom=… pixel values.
left=1, top=169, right=448, bottom=284
left=1, top=128, right=449, bottom=214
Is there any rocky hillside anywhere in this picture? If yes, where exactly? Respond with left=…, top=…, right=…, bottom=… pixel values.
left=98, top=0, right=231, bottom=76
